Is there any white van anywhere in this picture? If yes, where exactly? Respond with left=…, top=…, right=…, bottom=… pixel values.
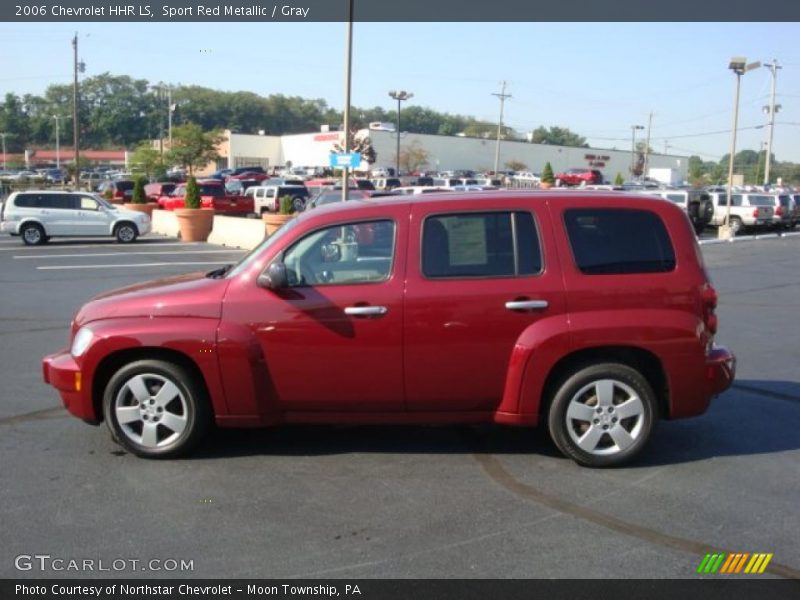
left=0, top=190, right=151, bottom=245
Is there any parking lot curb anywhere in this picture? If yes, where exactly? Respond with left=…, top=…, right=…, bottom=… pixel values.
left=699, top=231, right=797, bottom=246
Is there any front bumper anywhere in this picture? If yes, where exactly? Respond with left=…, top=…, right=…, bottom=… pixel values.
left=42, top=350, right=98, bottom=423
left=706, top=345, right=736, bottom=396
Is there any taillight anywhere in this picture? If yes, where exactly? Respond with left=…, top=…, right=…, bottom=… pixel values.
left=776, top=206, right=783, bottom=216
left=752, top=208, right=759, bottom=218
left=702, top=284, right=718, bottom=336
left=114, top=190, right=123, bottom=199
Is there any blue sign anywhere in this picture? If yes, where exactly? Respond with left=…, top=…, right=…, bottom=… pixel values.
left=329, top=153, right=362, bottom=169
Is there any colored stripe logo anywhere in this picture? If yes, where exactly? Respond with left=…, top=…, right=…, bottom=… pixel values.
left=697, top=552, right=773, bottom=574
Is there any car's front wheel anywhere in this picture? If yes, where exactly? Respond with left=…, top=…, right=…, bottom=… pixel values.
left=115, top=222, right=138, bottom=243
left=547, top=363, right=657, bottom=467
left=103, top=360, right=211, bottom=458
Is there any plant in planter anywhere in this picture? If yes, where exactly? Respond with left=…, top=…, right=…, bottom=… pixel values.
left=263, top=195, right=296, bottom=237
left=614, top=172, right=625, bottom=186
left=123, top=176, right=157, bottom=218
left=175, top=175, right=214, bottom=242
left=540, top=162, right=556, bottom=189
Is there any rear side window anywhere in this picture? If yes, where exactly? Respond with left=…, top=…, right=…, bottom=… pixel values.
left=422, top=211, right=542, bottom=278
left=564, top=208, right=675, bottom=275
left=14, top=194, right=73, bottom=209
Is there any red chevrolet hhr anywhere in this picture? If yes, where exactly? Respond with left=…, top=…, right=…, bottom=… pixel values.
left=43, top=191, right=735, bottom=467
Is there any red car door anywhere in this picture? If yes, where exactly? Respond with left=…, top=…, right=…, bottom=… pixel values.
left=403, top=198, right=566, bottom=412
left=221, top=205, right=408, bottom=413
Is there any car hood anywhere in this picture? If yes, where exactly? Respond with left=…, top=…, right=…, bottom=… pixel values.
left=74, top=271, right=228, bottom=328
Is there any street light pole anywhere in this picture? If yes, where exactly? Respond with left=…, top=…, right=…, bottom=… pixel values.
left=341, top=0, right=353, bottom=202
left=388, top=90, right=413, bottom=177
left=53, top=115, right=62, bottom=169
left=720, top=56, right=761, bottom=240
left=630, top=125, right=644, bottom=177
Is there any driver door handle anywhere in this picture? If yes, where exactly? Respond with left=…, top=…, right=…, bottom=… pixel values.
left=505, top=299, right=549, bottom=311
left=344, top=306, right=388, bottom=317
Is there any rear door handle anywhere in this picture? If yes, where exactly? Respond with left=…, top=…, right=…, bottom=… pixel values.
left=505, top=300, right=549, bottom=311
left=344, top=306, right=388, bottom=317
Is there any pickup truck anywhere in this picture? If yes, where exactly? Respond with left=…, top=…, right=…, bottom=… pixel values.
left=707, top=192, right=774, bottom=235
left=157, top=179, right=253, bottom=216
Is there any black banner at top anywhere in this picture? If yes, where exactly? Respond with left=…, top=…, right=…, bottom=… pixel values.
left=2, top=0, right=800, bottom=22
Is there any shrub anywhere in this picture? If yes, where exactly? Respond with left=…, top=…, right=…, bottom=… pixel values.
left=614, top=172, right=625, bottom=186
left=279, top=195, right=294, bottom=215
left=132, top=176, right=146, bottom=204
left=102, top=189, right=113, bottom=200
left=541, top=162, right=555, bottom=184
left=185, top=176, right=201, bottom=209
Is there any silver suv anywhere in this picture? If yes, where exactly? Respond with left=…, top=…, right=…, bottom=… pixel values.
left=0, top=190, right=151, bottom=245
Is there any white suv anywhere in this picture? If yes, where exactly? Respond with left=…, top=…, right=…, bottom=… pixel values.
left=0, top=190, right=151, bottom=245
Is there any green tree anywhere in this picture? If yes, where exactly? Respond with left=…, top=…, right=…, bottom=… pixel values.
left=541, top=162, right=555, bottom=184
left=614, top=172, right=625, bottom=185
left=184, top=176, right=201, bottom=209
left=166, top=123, right=224, bottom=175
left=0, top=93, right=31, bottom=151
left=131, top=175, right=146, bottom=204
left=531, top=126, right=587, bottom=147
left=129, top=143, right=165, bottom=180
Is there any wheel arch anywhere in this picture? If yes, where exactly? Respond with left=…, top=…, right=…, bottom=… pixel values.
left=112, top=219, right=139, bottom=235
left=19, top=218, right=48, bottom=235
left=92, top=347, right=212, bottom=424
left=540, top=346, right=670, bottom=420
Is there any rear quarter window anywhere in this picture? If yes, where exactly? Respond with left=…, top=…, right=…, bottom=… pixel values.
left=564, top=208, right=675, bottom=275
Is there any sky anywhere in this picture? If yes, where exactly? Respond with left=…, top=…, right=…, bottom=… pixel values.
left=1, top=21, right=799, bottom=163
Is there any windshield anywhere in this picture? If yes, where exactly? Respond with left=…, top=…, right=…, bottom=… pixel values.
left=225, top=217, right=301, bottom=279
left=92, top=194, right=115, bottom=210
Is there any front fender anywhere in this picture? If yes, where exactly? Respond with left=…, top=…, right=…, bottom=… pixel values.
left=79, top=317, right=227, bottom=419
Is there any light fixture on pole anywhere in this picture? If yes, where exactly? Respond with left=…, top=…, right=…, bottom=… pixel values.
left=388, top=90, right=413, bottom=177
left=630, top=125, right=644, bottom=177
left=719, top=56, right=761, bottom=240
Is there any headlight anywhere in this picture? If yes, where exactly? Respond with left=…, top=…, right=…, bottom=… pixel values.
left=71, top=327, right=94, bottom=357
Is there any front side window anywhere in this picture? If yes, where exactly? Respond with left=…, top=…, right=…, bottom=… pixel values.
left=281, top=220, right=396, bottom=286
left=79, top=196, right=99, bottom=211
left=422, top=211, right=542, bottom=278
left=564, top=208, right=675, bottom=275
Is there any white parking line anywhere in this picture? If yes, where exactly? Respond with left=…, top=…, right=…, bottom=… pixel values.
left=37, top=261, right=231, bottom=270
left=0, top=241, right=203, bottom=252
left=15, top=250, right=245, bottom=259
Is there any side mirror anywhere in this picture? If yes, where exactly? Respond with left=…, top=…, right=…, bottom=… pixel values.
left=321, top=242, right=342, bottom=263
left=257, top=261, right=288, bottom=290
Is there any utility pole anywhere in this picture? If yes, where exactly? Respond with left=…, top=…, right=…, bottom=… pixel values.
left=72, top=33, right=80, bottom=186
left=167, top=86, right=173, bottom=148
left=763, top=59, right=781, bottom=186
left=492, top=81, right=511, bottom=176
left=341, top=0, right=353, bottom=202
left=643, top=112, right=654, bottom=177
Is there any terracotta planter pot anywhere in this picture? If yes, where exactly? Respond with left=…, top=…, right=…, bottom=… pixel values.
left=539, top=182, right=554, bottom=190
left=175, top=208, right=215, bottom=242
left=123, top=202, right=155, bottom=218
left=263, top=213, right=294, bottom=237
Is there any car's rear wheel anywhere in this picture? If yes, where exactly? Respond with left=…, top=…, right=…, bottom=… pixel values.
left=21, top=223, right=46, bottom=246
left=115, top=222, right=138, bottom=243
left=103, top=360, right=211, bottom=458
left=547, top=363, right=657, bottom=467
left=729, top=216, right=743, bottom=235
left=292, top=196, right=306, bottom=212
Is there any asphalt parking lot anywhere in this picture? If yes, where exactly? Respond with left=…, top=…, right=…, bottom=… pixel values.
left=0, top=232, right=798, bottom=579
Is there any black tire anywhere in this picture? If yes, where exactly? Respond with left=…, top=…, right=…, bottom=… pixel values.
left=547, top=363, right=657, bottom=468
left=21, top=223, right=46, bottom=246
left=115, top=222, right=138, bottom=243
left=102, top=359, right=211, bottom=458
left=292, top=196, right=305, bottom=213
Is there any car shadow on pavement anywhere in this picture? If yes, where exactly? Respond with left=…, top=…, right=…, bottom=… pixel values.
left=191, top=379, right=800, bottom=466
